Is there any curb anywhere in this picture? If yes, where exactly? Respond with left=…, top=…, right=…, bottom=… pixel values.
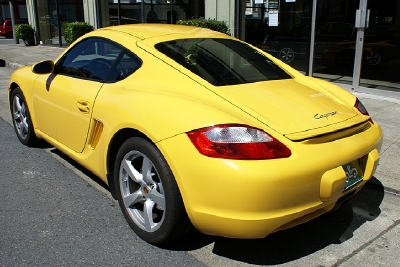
left=0, top=59, right=24, bottom=70
left=7, top=62, right=25, bottom=69
left=366, top=179, right=400, bottom=196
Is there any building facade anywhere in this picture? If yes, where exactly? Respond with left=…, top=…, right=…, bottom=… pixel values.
left=2, top=0, right=399, bottom=89
left=0, top=0, right=28, bottom=22
left=244, top=0, right=400, bottom=89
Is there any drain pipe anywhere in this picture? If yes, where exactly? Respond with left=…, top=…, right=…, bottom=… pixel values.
left=352, top=0, right=368, bottom=90
left=8, top=0, right=19, bottom=44
left=307, top=0, right=317, bottom=76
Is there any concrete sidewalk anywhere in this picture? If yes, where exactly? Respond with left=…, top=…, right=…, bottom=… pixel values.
left=1, top=42, right=399, bottom=267
left=0, top=42, right=65, bottom=69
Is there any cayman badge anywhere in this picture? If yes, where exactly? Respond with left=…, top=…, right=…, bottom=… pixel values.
left=314, top=111, right=338, bottom=120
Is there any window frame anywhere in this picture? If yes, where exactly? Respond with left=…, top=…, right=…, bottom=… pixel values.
left=55, top=37, right=142, bottom=83
left=155, top=37, right=292, bottom=86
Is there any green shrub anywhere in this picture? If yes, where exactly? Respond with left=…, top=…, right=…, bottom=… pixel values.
left=15, top=24, right=35, bottom=46
left=63, top=22, right=94, bottom=44
left=177, top=19, right=230, bottom=35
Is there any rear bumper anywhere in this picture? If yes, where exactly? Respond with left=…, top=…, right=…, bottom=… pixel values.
left=158, top=121, right=382, bottom=239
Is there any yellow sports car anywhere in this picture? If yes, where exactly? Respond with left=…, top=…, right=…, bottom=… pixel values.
left=8, top=24, right=382, bottom=244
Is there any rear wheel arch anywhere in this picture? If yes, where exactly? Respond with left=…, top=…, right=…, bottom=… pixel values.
left=106, top=128, right=152, bottom=199
left=113, top=136, right=192, bottom=244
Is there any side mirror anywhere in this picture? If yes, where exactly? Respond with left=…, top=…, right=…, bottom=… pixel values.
left=32, top=60, right=54, bottom=74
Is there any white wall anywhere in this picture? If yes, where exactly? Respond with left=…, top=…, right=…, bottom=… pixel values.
left=204, top=0, right=235, bottom=35
left=83, top=0, right=97, bottom=28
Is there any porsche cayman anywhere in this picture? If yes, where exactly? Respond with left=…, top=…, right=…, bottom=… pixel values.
left=8, top=24, right=382, bottom=244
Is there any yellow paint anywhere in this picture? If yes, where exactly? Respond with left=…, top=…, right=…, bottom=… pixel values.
left=8, top=24, right=383, bottom=239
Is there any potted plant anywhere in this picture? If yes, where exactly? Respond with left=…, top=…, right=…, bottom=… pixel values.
left=15, top=24, right=35, bottom=46
left=176, top=19, right=230, bottom=35
left=63, top=22, right=94, bottom=44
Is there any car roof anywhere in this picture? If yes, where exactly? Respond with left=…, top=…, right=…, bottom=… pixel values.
left=97, top=24, right=224, bottom=40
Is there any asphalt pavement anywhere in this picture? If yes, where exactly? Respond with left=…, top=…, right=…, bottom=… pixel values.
left=1, top=40, right=400, bottom=267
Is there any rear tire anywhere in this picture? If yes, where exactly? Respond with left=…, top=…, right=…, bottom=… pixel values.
left=114, top=137, right=191, bottom=244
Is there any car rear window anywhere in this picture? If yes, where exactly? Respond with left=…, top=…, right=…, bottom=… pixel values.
left=155, top=38, right=292, bottom=86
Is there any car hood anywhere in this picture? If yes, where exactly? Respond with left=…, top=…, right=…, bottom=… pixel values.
left=215, top=79, right=365, bottom=140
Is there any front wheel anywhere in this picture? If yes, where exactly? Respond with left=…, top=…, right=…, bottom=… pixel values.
left=114, top=137, right=191, bottom=244
left=279, top=47, right=295, bottom=62
left=364, top=51, right=380, bottom=67
left=10, top=87, right=41, bottom=146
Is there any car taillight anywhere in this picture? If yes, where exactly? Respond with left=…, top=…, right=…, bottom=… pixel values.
left=187, top=124, right=291, bottom=160
left=355, top=98, right=373, bottom=123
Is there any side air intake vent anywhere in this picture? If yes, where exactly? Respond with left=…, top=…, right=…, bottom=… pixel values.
left=88, top=119, right=104, bottom=149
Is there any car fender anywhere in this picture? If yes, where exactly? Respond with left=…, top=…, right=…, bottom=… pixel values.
left=8, top=66, right=41, bottom=129
left=93, top=82, right=265, bottom=145
left=293, top=76, right=357, bottom=107
left=88, top=79, right=267, bottom=187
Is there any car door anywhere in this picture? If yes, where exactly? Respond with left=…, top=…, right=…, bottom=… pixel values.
left=33, top=37, right=124, bottom=153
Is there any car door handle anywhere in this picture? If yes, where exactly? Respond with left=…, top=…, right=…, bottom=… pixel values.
left=77, top=101, right=90, bottom=114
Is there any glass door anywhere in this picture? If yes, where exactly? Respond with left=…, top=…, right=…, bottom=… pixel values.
left=311, top=0, right=361, bottom=84
left=312, top=0, right=399, bottom=90
left=248, top=0, right=311, bottom=73
left=358, top=0, right=400, bottom=89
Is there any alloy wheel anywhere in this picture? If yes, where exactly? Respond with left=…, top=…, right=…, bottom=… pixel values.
left=365, top=51, right=380, bottom=66
left=119, top=150, right=166, bottom=232
left=12, top=94, right=29, bottom=140
left=279, top=48, right=295, bottom=62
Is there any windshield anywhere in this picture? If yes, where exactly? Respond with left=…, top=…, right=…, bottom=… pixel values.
left=155, top=38, right=292, bottom=86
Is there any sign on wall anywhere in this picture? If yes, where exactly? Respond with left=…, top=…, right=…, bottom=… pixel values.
left=267, top=0, right=279, bottom=9
left=268, top=10, right=279, bottom=26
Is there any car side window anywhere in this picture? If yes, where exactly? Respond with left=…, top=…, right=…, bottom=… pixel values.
left=56, top=38, right=124, bottom=81
left=329, top=23, right=353, bottom=36
left=104, top=51, right=142, bottom=82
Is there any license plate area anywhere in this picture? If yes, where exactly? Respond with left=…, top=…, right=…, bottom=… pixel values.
left=342, top=161, right=363, bottom=190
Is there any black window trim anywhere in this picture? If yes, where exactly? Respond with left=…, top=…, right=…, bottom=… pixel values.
left=54, top=36, right=143, bottom=83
